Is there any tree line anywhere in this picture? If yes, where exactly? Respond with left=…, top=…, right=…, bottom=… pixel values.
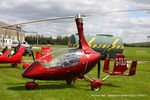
left=25, top=35, right=70, bottom=45
left=124, top=42, right=150, bottom=47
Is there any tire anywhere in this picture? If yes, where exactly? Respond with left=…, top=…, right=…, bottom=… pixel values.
left=91, top=86, right=101, bottom=91
left=12, top=64, right=17, bottom=67
left=91, top=80, right=103, bottom=91
left=25, top=82, right=38, bottom=90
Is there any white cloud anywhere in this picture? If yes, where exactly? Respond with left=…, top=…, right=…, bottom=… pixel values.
left=0, top=0, right=150, bottom=43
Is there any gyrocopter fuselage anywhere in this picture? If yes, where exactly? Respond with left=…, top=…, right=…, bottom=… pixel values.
left=22, top=14, right=137, bottom=91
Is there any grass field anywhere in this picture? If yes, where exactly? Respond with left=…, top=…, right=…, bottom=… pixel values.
left=0, top=46, right=150, bottom=100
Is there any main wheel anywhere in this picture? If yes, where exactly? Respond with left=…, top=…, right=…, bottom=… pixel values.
left=66, top=79, right=75, bottom=85
left=12, top=64, right=17, bottom=67
left=25, top=82, right=38, bottom=90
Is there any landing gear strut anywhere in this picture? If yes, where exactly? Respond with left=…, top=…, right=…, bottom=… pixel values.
left=80, top=74, right=104, bottom=91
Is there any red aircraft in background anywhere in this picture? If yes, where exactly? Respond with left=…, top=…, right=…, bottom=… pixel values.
left=0, top=46, right=9, bottom=57
left=22, top=14, right=137, bottom=91
left=0, top=45, right=25, bottom=67
left=35, top=46, right=52, bottom=62
left=22, top=46, right=52, bottom=69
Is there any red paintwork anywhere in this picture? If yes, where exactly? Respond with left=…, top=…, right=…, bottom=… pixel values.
left=25, top=82, right=39, bottom=89
left=103, top=58, right=110, bottom=73
left=91, top=80, right=104, bottom=88
left=103, top=54, right=137, bottom=76
left=36, top=51, right=40, bottom=60
left=36, top=47, right=52, bottom=62
left=128, top=61, right=137, bottom=76
left=22, top=16, right=137, bottom=90
left=22, top=62, right=31, bottom=69
left=22, top=17, right=101, bottom=81
left=0, top=49, right=9, bottom=57
left=39, top=47, right=52, bottom=62
left=113, top=54, right=128, bottom=74
left=0, top=45, right=25, bottom=63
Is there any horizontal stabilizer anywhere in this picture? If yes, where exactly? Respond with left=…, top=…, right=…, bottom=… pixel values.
left=103, top=54, right=137, bottom=76
left=36, top=51, right=40, bottom=60
left=103, top=58, right=110, bottom=73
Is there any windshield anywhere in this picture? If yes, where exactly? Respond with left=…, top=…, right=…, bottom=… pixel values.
left=38, top=48, right=83, bottom=68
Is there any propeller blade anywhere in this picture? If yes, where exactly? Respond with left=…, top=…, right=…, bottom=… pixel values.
left=98, top=61, right=101, bottom=78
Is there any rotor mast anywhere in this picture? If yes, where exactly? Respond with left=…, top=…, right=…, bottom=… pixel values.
left=75, top=14, right=90, bottom=50
left=16, top=25, right=22, bottom=44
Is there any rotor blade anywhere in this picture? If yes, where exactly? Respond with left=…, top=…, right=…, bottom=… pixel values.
left=104, top=9, right=150, bottom=14
left=98, top=61, right=101, bottom=78
left=17, top=16, right=75, bottom=25
left=0, top=16, right=75, bottom=28
left=81, top=14, right=92, bottom=17
left=1, top=9, right=149, bottom=28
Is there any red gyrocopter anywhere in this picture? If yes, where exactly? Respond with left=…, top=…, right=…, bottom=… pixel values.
left=0, top=45, right=25, bottom=67
left=0, top=46, right=9, bottom=57
left=22, top=14, right=137, bottom=91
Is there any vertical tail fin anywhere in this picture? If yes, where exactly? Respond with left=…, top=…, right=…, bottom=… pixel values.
left=36, top=51, right=40, bottom=60
left=129, top=61, right=137, bottom=76
left=40, top=47, right=52, bottom=62
left=103, top=58, right=110, bottom=73
left=113, top=54, right=128, bottom=75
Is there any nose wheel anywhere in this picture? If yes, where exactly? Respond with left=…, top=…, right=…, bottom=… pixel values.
left=25, top=81, right=38, bottom=90
left=91, top=80, right=103, bottom=91
left=80, top=74, right=104, bottom=91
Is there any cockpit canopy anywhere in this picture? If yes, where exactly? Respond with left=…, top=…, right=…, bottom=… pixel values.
left=38, top=48, right=83, bottom=68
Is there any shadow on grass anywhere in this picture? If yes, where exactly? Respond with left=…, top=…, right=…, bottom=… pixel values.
left=142, top=70, right=150, bottom=72
left=7, top=80, right=120, bottom=91
left=103, top=83, right=121, bottom=87
left=83, top=83, right=121, bottom=91
left=0, top=65, right=20, bottom=68
left=76, top=81, right=120, bottom=88
left=7, top=84, right=75, bottom=91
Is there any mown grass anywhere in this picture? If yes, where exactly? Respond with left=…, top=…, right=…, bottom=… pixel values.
left=123, top=47, right=150, bottom=61
left=0, top=46, right=150, bottom=100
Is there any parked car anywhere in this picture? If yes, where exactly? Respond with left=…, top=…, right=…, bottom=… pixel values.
left=11, top=40, right=30, bottom=48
